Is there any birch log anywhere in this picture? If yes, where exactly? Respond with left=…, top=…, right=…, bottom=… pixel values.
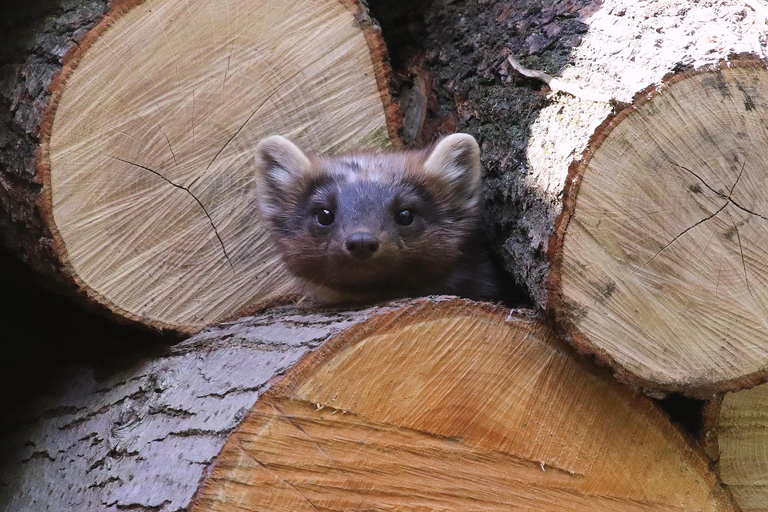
left=0, top=0, right=398, bottom=334
left=418, top=0, right=768, bottom=396
left=0, top=298, right=736, bottom=511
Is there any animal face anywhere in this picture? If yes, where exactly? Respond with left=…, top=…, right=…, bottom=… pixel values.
left=254, top=134, right=482, bottom=297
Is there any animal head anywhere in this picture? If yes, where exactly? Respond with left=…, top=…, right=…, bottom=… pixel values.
left=254, top=133, right=482, bottom=297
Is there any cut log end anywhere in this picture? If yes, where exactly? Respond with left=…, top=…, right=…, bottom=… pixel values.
left=190, top=298, right=736, bottom=512
left=705, top=385, right=768, bottom=512
left=33, top=0, right=399, bottom=333
left=549, top=57, right=768, bottom=396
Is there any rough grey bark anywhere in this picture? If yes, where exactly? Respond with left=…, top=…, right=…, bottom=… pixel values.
left=404, top=0, right=768, bottom=307
left=0, top=0, right=109, bottom=279
left=0, top=304, right=390, bottom=512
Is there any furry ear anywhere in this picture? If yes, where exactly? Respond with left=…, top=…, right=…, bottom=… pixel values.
left=423, top=133, right=482, bottom=208
left=255, top=135, right=311, bottom=191
left=254, top=136, right=312, bottom=217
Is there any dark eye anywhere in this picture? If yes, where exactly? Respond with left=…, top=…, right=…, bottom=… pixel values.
left=316, top=209, right=334, bottom=226
left=395, top=209, right=414, bottom=226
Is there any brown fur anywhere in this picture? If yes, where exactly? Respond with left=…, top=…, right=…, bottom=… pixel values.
left=254, top=134, right=500, bottom=303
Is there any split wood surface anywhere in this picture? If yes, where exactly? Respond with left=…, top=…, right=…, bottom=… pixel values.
left=0, top=0, right=398, bottom=334
left=705, top=384, right=768, bottom=512
left=190, top=298, right=735, bottom=512
left=549, top=59, right=768, bottom=397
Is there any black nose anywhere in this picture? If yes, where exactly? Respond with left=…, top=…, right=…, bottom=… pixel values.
left=345, top=232, right=379, bottom=260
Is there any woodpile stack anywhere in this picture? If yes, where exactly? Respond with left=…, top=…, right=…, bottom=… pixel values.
left=1, top=299, right=738, bottom=511
left=2, top=0, right=768, bottom=511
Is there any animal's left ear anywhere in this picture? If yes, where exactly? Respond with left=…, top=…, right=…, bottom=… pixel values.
left=423, top=133, right=481, bottom=207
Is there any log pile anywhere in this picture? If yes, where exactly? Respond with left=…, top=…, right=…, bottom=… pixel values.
left=3, top=0, right=768, bottom=511
left=0, top=299, right=739, bottom=512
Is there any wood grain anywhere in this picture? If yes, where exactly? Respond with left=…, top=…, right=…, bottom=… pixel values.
left=192, top=298, right=736, bottom=512
left=551, top=59, right=768, bottom=396
left=706, top=384, right=768, bottom=512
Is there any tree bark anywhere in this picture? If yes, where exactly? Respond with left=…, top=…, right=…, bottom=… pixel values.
left=0, top=0, right=399, bottom=335
left=1, top=298, right=738, bottom=511
left=0, top=303, right=387, bottom=511
left=0, top=0, right=109, bottom=294
left=416, top=0, right=768, bottom=396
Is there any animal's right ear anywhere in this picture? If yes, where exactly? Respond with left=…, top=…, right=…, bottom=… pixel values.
left=254, top=136, right=312, bottom=215
left=254, top=135, right=312, bottom=192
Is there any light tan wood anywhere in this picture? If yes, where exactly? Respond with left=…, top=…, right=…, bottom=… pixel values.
left=43, top=0, right=396, bottom=333
left=551, top=60, right=768, bottom=396
left=706, top=385, right=768, bottom=512
left=191, top=298, right=736, bottom=512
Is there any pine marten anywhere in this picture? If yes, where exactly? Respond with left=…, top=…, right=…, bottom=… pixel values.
left=254, top=133, right=501, bottom=303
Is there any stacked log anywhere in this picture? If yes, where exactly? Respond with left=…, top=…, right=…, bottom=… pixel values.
left=704, top=385, right=768, bottom=512
left=549, top=59, right=768, bottom=397
left=0, top=299, right=738, bottom=512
